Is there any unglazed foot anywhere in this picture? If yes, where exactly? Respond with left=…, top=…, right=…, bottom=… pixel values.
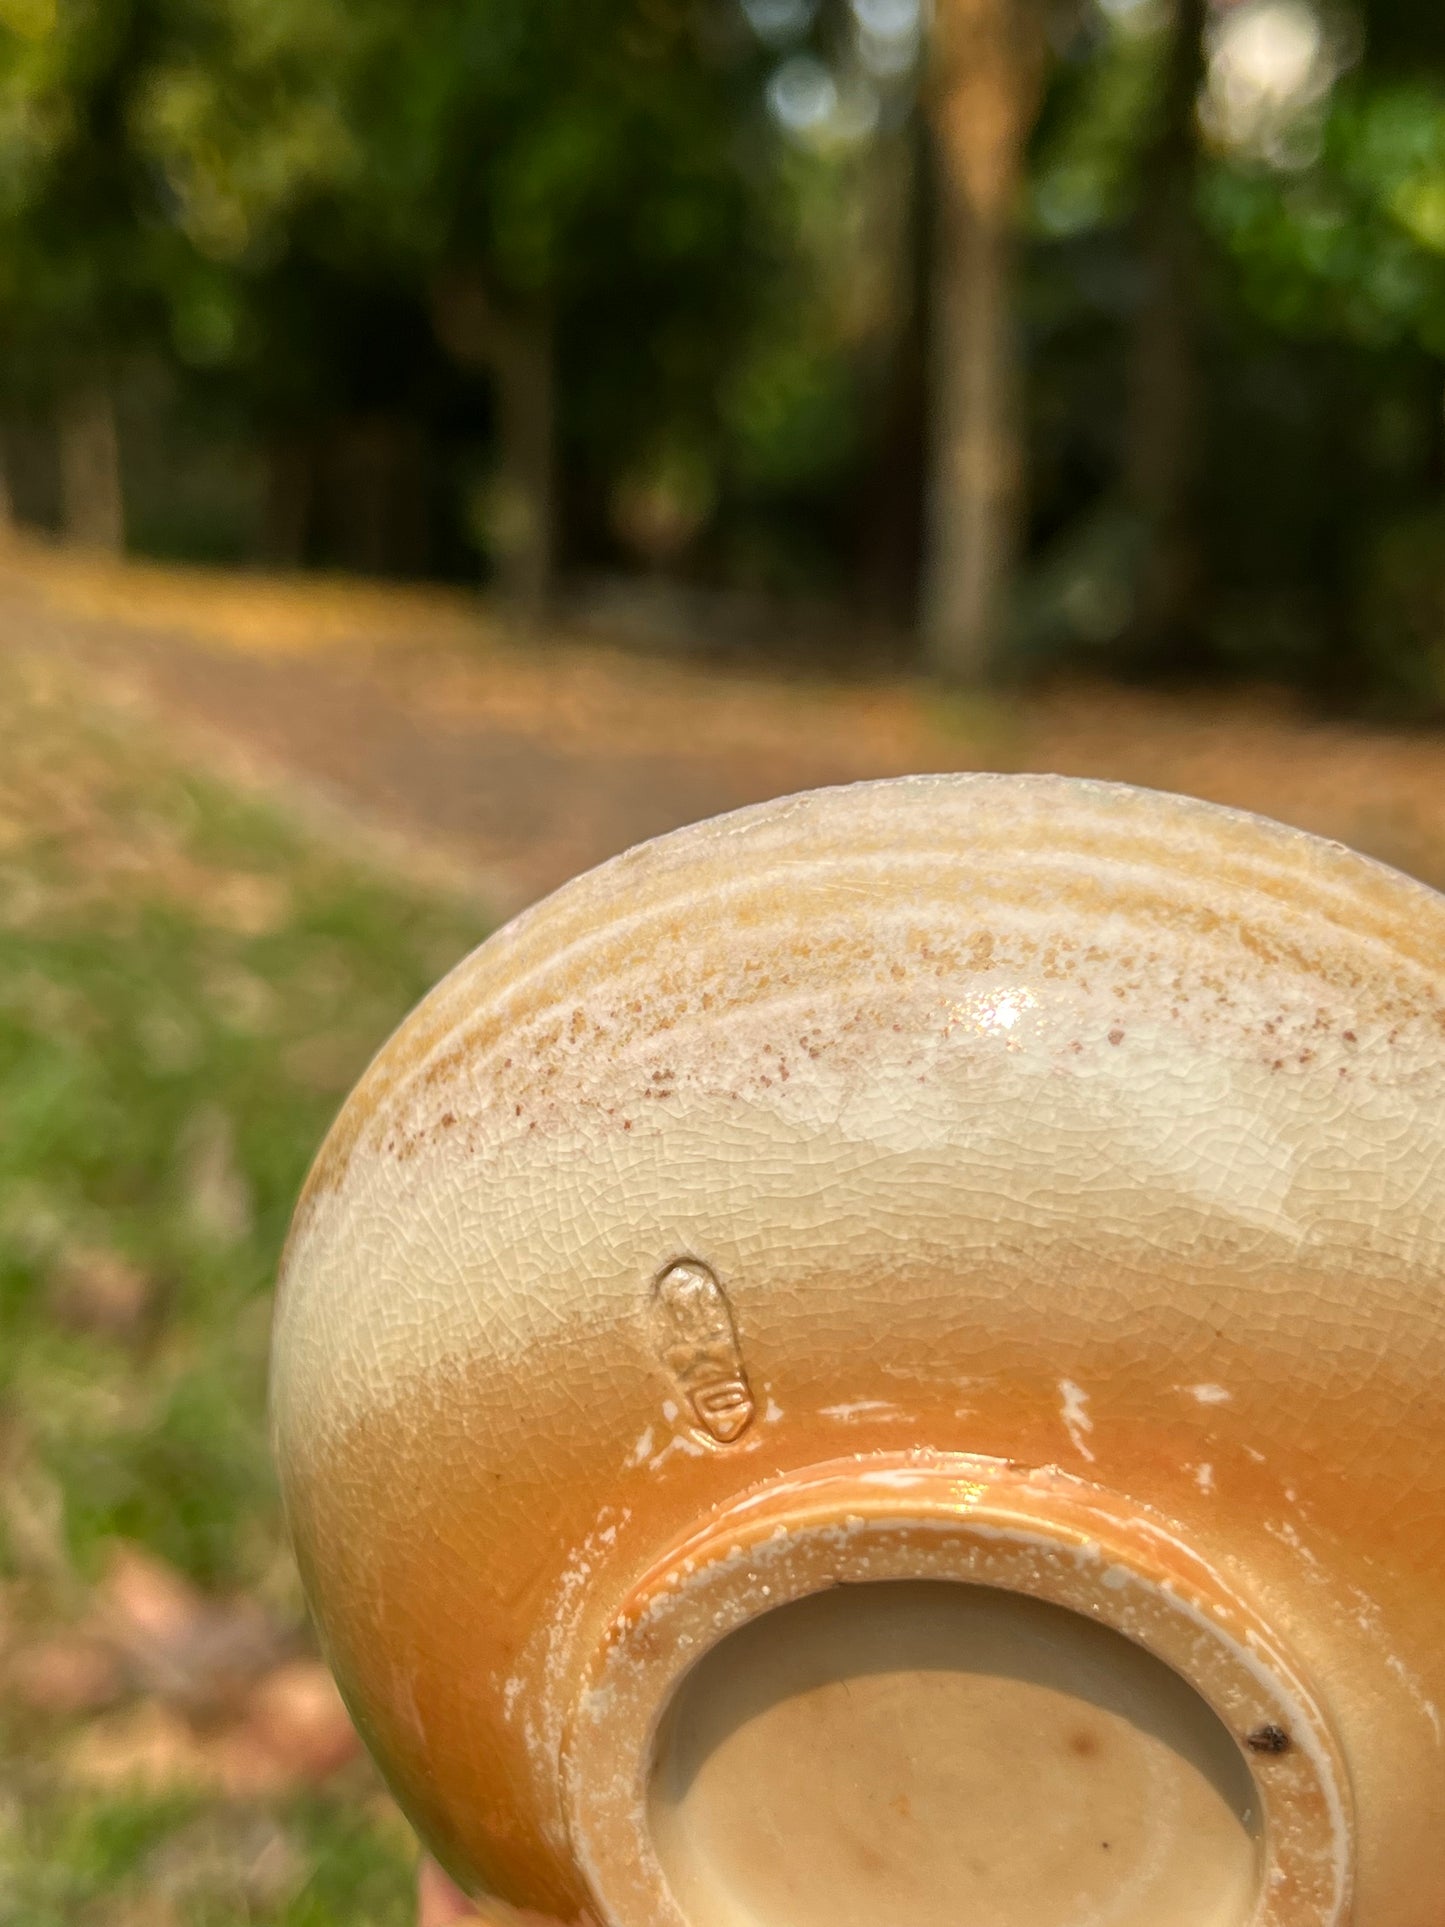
left=272, top=775, right=1445, bottom=1927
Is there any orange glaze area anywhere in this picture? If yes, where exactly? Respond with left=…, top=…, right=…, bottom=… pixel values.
left=285, top=1320, right=1444, bottom=1916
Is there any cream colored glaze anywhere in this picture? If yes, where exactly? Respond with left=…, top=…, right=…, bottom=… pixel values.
left=271, top=774, right=1445, bottom=1925
left=649, top=1583, right=1259, bottom=1927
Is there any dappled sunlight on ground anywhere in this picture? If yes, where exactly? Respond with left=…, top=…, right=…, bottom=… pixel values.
left=6, top=542, right=1445, bottom=914
left=0, top=532, right=497, bottom=659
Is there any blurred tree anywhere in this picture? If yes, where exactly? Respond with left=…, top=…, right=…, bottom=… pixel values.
left=1013, top=0, right=1445, bottom=706
left=921, top=0, right=1046, bottom=682
left=713, top=1, right=931, bottom=620
left=138, top=0, right=765, bottom=603
left=1197, top=0, right=1445, bottom=703
left=6, top=0, right=1445, bottom=710
left=1121, top=0, right=1207, bottom=662
left=0, top=0, right=168, bottom=549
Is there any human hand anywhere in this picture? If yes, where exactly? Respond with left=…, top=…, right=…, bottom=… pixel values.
left=417, top=1856, right=594, bottom=1926
left=419, top=1859, right=479, bottom=1925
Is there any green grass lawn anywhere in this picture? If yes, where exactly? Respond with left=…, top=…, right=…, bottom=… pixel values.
left=0, top=649, right=490, bottom=1924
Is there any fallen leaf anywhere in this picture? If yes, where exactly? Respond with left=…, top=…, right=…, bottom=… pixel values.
left=8, top=1633, right=122, bottom=1715
left=47, top=1244, right=155, bottom=1337
left=101, top=1544, right=205, bottom=1648
left=64, top=1700, right=299, bottom=1799
left=242, top=1659, right=361, bottom=1781
left=205, top=1724, right=301, bottom=1798
left=66, top=1700, right=212, bottom=1792
left=98, top=1542, right=286, bottom=1716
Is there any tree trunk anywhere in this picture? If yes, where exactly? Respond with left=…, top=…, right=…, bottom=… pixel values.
left=320, top=415, right=432, bottom=578
left=431, top=276, right=556, bottom=614
left=263, top=435, right=317, bottom=568
left=921, top=0, right=1042, bottom=684
left=491, top=317, right=555, bottom=611
left=854, top=111, right=929, bottom=633
left=1122, top=0, right=1208, bottom=664
left=58, top=379, right=124, bottom=554
left=0, top=432, right=15, bottom=543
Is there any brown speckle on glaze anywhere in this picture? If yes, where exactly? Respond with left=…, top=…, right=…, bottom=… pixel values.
left=1248, top=1723, right=1294, bottom=1755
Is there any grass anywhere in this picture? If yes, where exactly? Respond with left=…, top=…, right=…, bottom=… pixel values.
left=3, top=1785, right=421, bottom=1925
left=0, top=648, right=490, bottom=1922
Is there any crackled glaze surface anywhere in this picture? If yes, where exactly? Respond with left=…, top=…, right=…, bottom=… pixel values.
left=271, top=774, right=1445, bottom=1925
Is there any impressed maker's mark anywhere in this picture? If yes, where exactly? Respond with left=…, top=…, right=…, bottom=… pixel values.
left=651, top=1259, right=755, bottom=1443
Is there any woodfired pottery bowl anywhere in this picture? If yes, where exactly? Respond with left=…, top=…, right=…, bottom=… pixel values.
left=271, top=774, right=1445, bottom=1927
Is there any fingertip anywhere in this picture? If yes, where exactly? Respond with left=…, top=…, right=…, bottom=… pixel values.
left=418, top=1856, right=478, bottom=1924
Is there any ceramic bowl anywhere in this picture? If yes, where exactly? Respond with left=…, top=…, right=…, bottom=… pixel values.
left=272, top=774, right=1445, bottom=1927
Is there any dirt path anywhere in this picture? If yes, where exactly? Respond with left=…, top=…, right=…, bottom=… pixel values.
left=6, top=538, right=1445, bottom=915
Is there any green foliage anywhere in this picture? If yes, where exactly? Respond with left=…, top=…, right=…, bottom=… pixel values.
left=1030, top=10, right=1172, bottom=239
left=1014, top=0, right=1445, bottom=705
left=1, top=1785, right=418, bottom=1922
left=0, top=657, right=484, bottom=1918
left=1204, top=81, right=1445, bottom=352
left=725, top=330, right=859, bottom=489
left=6, top=0, right=1445, bottom=694
left=0, top=658, right=487, bottom=1588
left=1359, top=497, right=1445, bottom=701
